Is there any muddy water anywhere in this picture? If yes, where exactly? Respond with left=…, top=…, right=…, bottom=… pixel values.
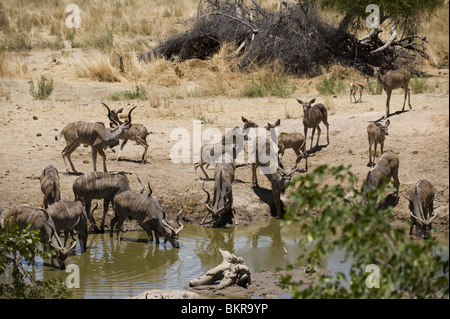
left=12, top=220, right=450, bottom=299
left=31, top=220, right=309, bottom=299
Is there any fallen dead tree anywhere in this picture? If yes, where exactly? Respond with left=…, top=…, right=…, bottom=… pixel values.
left=188, top=249, right=251, bottom=290
left=138, top=0, right=427, bottom=76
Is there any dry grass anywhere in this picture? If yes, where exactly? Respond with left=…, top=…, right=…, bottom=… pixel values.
left=0, top=52, right=28, bottom=78
left=75, top=52, right=121, bottom=82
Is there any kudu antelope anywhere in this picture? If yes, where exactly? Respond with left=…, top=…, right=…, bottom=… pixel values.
left=265, top=119, right=308, bottom=171
left=402, top=179, right=437, bottom=239
left=367, top=120, right=390, bottom=167
left=111, top=184, right=184, bottom=248
left=73, top=171, right=132, bottom=232
left=349, top=76, right=367, bottom=103
left=40, top=165, right=61, bottom=208
left=361, top=151, right=400, bottom=205
left=4, top=206, right=76, bottom=269
left=55, top=103, right=135, bottom=172
left=241, top=116, right=302, bottom=218
left=194, top=127, right=243, bottom=180
left=297, top=98, right=329, bottom=152
left=105, top=104, right=150, bottom=164
left=47, top=200, right=97, bottom=252
left=368, top=64, right=411, bottom=119
left=201, top=150, right=236, bottom=227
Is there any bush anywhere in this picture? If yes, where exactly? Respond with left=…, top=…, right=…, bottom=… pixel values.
left=409, top=75, right=428, bottom=94
left=283, top=165, right=449, bottom=299
left=366, top=78, right=383, bottom=95
left=0, top=222, right=73, bottom=299
left=315, top=77, right=346, bottom=95
left=108, top=84, right=147, bottom=101
left=29, top=75, right=54, bottom=100
left=242, top=76, right=296, bottom=98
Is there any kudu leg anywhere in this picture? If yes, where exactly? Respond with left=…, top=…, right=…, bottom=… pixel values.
left=62, top=142, right=80, bottom=172
left=100, top=199, right=110, bottom=232
left=117, top=139, right=128, bottom=161
left=385, top=91, right=392, bottom=119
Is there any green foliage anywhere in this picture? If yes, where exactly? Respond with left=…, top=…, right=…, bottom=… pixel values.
left=242, top=76, right=296, bottom=98
left=0, top=222, right=73, bottom=299
left=29, top=75, right=54, bottom=100
left=320, top=0, right=444, bottom=34
left=365, top=77, right=383, bottom=95
left=283, top=165, right=449, bottom=298
left=315, top=77, right=346, bottom=95
left=108, top=84, right=147, bottom=101
left=409, top=75, right=428, bottom=94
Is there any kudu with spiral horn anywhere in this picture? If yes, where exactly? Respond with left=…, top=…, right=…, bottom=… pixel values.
left=402, top=179, right=438, bottom=239
left=55, top=103, right=135, bottom=172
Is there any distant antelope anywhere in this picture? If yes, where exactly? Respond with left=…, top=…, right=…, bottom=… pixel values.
left=368, top=64, right=411, bottom=119
left=349, top=76, right=368, bottom=103
left=194, top=126, right=243, bottom=180
left=105, top=104, right=150, bottom=164
left=361, top=151, right=400, bottom=205
left=265, top=119, right=308, bottom=171
left=297, top=98, right=329, bottom=152
left=55, top=103, right=135, bottom=172
left=367, top=119, right=390, bottom=167
left=40, top=165, right=61, bottom=208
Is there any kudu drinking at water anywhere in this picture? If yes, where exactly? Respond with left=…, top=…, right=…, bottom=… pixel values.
left=111, top=182, right=184, bottom=248
left=201, top=149, right=236, bottom=227
left=402, top=179, right=438, bottom=239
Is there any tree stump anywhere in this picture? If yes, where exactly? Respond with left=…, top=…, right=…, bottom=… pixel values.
left=189, top=249, right=251, bottom=290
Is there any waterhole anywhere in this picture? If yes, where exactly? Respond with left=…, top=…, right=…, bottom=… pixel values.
left=3, top=220, right=449, bottom=299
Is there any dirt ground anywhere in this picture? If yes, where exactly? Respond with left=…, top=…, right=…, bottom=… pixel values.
left=0, top=50, right=448, bottom=299
left=1, top=50, right=448, bottom=233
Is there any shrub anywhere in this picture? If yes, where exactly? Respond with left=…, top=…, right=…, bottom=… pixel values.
left=315, top=77, right=346, bottom=95
left=108, top=84, right=147, bottom=101
left=283, top=165, right=449, bottom=299
left=0, top=222, right=73, bottom=299
left=29, top=75, right=54, bottom=100
left=409, top=75, right=428, bottom=94
left=366, top=78, right=383, bottom=95
left=242, top=76, right=296, bottom=98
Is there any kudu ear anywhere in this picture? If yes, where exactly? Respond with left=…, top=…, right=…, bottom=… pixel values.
left=274, top=119, right=281, bottom=126
left=385, top=119, right=390, bottom=127
left=309, top=98, right=316, bottom=104
left=241, top=116, right=248, bottom=123
left=296, top=98, right=303, bottom=105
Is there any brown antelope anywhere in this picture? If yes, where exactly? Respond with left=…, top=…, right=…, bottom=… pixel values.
left=201, top=150, right=236, bottom=227
left=111, top=186, right=184, bottom=248
left=402, top=179, right=438, bottom=239
left=3, top=206, right=76, bottom=269
left=40, top=165, right=61, bottom=208
left=367, top=120, right=390, bottom=167
left=194, top=126, right=243, bottom=180
left=265, top=119, right=308, bottom=171
left=47, top=200, right=97, bottom=253
left=361, top=151, right=400, bottom=205
left=349, top=76, right=368, bottom=103
left=72, top=171, right=132, bottom=232
left=55, top=103, right=135, bottom=172
left=368, top=64, right=411, bottom=119
left=104, top=104, right=150, bottom=164
left=297, top=98, right=329, bottom=152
